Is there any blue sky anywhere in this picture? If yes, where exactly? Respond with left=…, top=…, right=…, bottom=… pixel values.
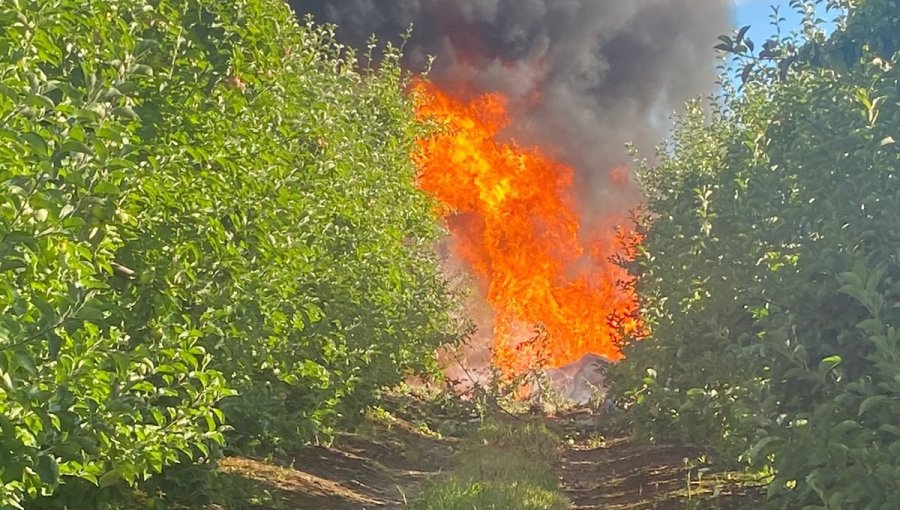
left=734, top=0, right=798, bottom=38
left=734, top=0, right=780, bottom=28
left=733, top=0, right=840, bottom=39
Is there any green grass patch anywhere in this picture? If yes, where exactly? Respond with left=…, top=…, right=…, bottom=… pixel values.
left=415, top=479, right=569, bottom=510
left=414, top=419, right=568, bottom=510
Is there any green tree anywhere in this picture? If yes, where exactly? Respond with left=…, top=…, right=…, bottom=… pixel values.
left=614, top=0, right=900, bottom=507
left=0, top=0, right=463, bottom=506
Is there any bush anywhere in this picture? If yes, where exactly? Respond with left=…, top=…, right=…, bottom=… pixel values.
left=614, top=0, right=900, bottom=507
left=0, top=0, right=462, bottom=506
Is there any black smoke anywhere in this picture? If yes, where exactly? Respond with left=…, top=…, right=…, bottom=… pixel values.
left=287, top=0, right=732, bottom=210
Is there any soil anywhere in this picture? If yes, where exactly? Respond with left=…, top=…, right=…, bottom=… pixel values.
left=209, top=400, right=763, bottom=510
left=211, top=416, right=456, bottom=510
left=551, top=410, right=764, bottom=510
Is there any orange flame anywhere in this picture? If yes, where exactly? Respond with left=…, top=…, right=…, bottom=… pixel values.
left=413, top=80, right=640, bottom=377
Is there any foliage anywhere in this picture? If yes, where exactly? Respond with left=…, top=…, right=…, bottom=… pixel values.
left=614, top=0, right=900, bottom=507
left=0, top=0, right=463, bottom=506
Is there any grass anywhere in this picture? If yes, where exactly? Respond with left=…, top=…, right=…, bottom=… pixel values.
left=414, top=480, right=569, bottom=510
left=414, top=419, right=569, bottom=510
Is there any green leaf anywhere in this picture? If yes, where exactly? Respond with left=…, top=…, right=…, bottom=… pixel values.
left=818, top=355, right=841, bottom=375
left=131, top=64, right=154, bottom=77
left=35, top=455, right=60, bottom=490
left=130, top=381, right=155, bottom=393
left=859, top=396, right=890, bottom=416
left=0, top=370, right=14, bottom=392
left=856, top=319, right=883, bottom=335
left=25, top=93, right=55, bottom=110
left=59, top=139, right=92, bottom=155
left=0, top=258, right=27, bottom=272
left=879, top=424, right=900, bottom=436
left=98, top=469, right=121, bottom=488
left=746, top=436, right=779, bottom=465
left=110, top=106, right=140, bottom=121
left=22, top=132, right=49, bottom=155
left=0, top=127, right=19, bottom=142
left=47, top=332, right=62, bottom=360
left=93, top=182, right=120, bottom=195
left=833, top=420, right=862, bottom=435
left=74, top=305, right=104, bottom=322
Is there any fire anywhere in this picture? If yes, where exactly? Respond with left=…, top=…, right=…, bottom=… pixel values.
left=412, top=80, right=641, bottom=377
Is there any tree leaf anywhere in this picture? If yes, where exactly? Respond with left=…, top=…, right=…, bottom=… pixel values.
left=22, top=132, right=49, bottom=155
left=741, top=63, right=755, bottom=84
left=98, top=469, right=121, bottom=488
left=110, top=106, right=140, bottom=121
left=859, top=395, right=890, bottom=416
left=818, top=355, right=841, bottom=375
left=48, top=332, right=62, bottom=360
left=93, top=182, right=120, bottom=196
left=59, top=139, right=92, bottom=155
left=736, top=25, right=751, bottom=45
left=746, top=436, right=779, bottom=464
left=35, top=455, right=60, bottom=490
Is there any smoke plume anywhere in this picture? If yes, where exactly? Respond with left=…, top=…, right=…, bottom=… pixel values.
left=287, top=0, right=732, bottom=209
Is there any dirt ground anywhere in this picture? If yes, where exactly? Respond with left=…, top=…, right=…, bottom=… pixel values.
left=209, top=400, right=763, bottom=510
left=212, top=416, right=455, bottom=509
left=550, top=410, right=763, bottom=510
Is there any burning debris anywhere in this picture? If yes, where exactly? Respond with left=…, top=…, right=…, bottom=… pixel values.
left=534, top=353, right=613, bottom=407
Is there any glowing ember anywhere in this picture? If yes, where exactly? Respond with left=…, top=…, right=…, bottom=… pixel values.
left=413, top=81, right=641, bottom=377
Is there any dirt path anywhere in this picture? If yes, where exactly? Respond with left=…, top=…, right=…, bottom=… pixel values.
left=207, top=403, right=762, bottom=509
left=552, top=410, right=762, bottom=510
left=558, top=439, right=762, bottom=509
left=212, top=418, right=455, bottom=509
